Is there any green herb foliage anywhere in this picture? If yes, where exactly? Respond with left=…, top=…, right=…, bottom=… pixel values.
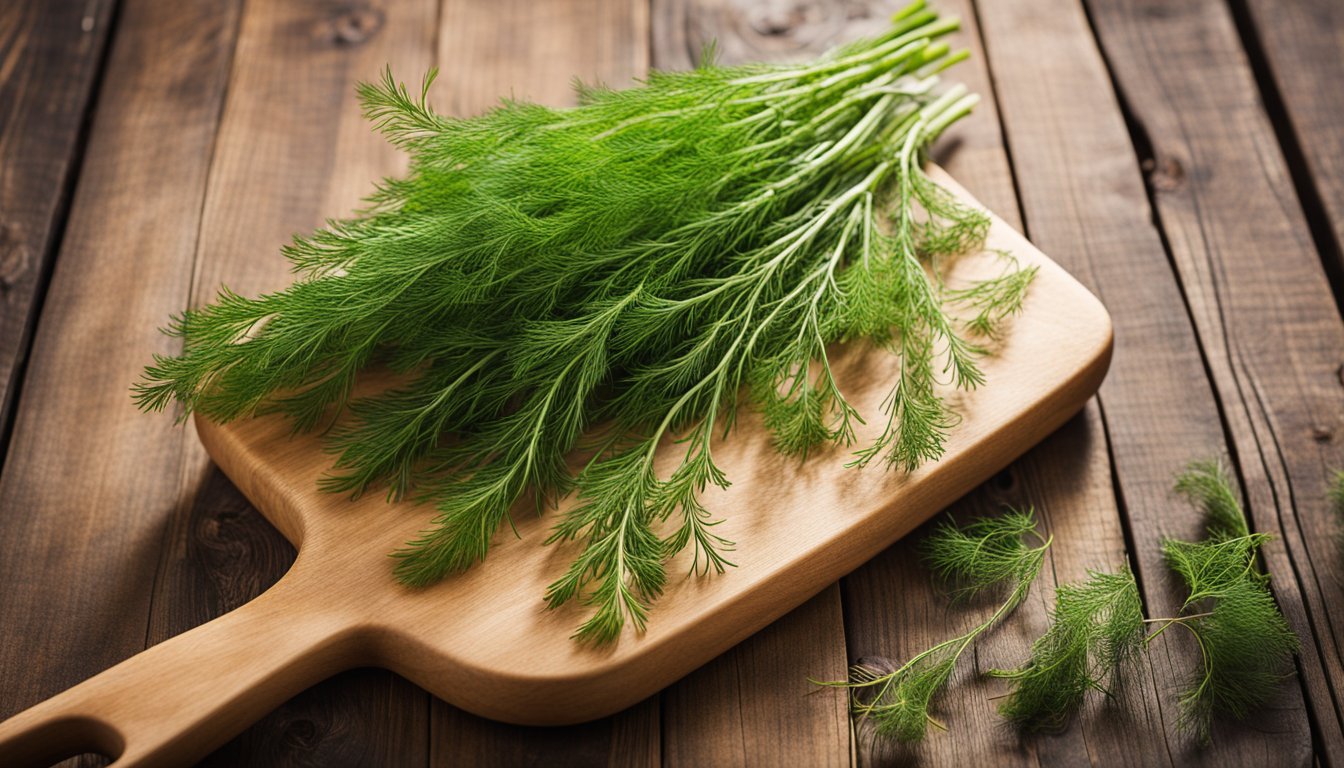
left=989, top=460, right=1296, bottom=741
left=135, top=2, right=1031, bottom=642
left=1328, top=469, right=1344, bottom=545
left=1159, top=460, right=1297, bottom=743
left=821, top=509, right=1049, bottom=742
left=988, top=568, right=1144, bottom=732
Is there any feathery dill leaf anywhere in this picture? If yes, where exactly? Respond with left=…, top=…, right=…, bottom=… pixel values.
left=1153, top=459, right=1298, bottom=744
left=1328, top=469, right=1344, bottom=545
left=988, top=568, right=1144, bottom=732
left=1174, top=458, right=1249, bottom=540
left=819, top=509, right=1050, bottom=742
left=986, top=459, right=1297, bottom=741
left=135, top=2, right=1032, bottom=643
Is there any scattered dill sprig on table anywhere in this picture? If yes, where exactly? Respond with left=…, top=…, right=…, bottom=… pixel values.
left=987, top=459, right=1297, bottom=743
left=1328, top=469, right=1344, bottom=545
left=819, top=509, right=1050, bottom=742
left=1159, top=459, right=1298, bottom=743
left=988, top=567, right=1144, bottom=732
left=136, top=1, right=1031, bottom=643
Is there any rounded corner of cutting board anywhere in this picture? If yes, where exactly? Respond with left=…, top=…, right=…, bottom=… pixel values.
left=188, top=176, right=1117, bottom=727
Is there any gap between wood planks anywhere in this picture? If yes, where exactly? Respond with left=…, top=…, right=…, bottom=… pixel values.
left=1226, top=0, right=1344, bottom=319
left=973, top=0, right=1331, bottom=763
left=0, top=0, right=117, bottom=477
left=1073, top=0, right=1344, bottom=760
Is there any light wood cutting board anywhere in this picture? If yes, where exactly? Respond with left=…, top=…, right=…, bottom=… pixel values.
left=0, top=169, right=1111, bottom=767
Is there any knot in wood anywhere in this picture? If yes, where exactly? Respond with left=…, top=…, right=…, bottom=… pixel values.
left=325, top=4, right=384, bottom=47
left=1312, top=425, right=1334, bottom=443
left=281, top=717, right=320, bottom=749
left=747, top=2, right=811, bottom=37
left=1141, top=155, right=1185, bottom=191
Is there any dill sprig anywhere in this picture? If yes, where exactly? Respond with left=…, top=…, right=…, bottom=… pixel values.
left=989, top=460, right=1297, bottom=742
left=1157, top=459, right=1297, bottom=743
left=135, top=2, right=1033, bottom=643
left=1328, top=469, right=1344, bottom=545
left=820, top=509, right=1050, bottom=742
left=988, top=568, right=1144, bottom=732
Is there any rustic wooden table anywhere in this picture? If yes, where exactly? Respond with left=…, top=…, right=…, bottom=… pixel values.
left=2, top=0, right=1341, bottom=765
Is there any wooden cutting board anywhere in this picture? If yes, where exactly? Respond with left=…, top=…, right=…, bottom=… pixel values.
left=0, top=170, right=1111, bottom=767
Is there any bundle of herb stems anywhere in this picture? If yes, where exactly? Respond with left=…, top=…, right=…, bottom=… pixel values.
left=137, top=1, right=1033, bottom=643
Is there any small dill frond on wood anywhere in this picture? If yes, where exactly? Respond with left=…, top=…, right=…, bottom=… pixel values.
left=1174, top=458, right=1249, bottom=539
left=817, top=509, right=1050, bottom=742
left=989, top=458, right=1298, bottom=741
left=1153, top=459, right=1298, bottom=744
left=1328, top=469, right=1344, bottom=545
left=988, top=568, right=1144, bottom=732
left=923, top=508, right=1043, bottom=597
left=136, top=2, right=1031, bottom=643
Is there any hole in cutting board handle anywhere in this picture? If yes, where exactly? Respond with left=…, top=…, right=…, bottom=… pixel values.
left=4, top=713, right=121, bottom=768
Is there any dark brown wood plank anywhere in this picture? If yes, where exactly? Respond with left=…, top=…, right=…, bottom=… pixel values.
left=149, top=0, right=442, bottom=763
left=0, top=0, right=114, bottom=443
left=428, top=2, right=661, bottom=763
left=1082, top=0, right=1344, bottom=760
left=0, top=0, right=239, bottom=764
left=1239, top=0, right=1344, bottom=295
left=974, top=0, right=1314, bottom=762
left=661, top=587, right=849, bottom=767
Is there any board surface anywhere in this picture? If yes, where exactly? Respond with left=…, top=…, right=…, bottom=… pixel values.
left=197, top=169, right=1112, bottom=725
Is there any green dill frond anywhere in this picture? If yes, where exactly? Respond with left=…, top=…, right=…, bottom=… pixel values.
left=1166, top=577, right=1298, bottom=743
left=989, top=568, right=1144, bottom=732
left=1154, top=459, right=1299, bottom=744
left=1162, top=534, right=1272, bottom=604
left=922, top=508, right=1045, bottom=598
left=135, top=3, right=1033, bottom=642
left=1174, top=459, right=1249, bottom=539
left=1329, top=470, right=1344, bottom=545
left=820, top=509, right=1050, bottom=742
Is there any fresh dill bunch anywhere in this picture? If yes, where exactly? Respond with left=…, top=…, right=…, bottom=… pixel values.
left=135, top=1, right=1034, bottom=643
left=819, top=509, right=1050, bottom=742
left=1154, top=460, right=1298, bottom=744
left=988, top=568, right=1144, bottom=732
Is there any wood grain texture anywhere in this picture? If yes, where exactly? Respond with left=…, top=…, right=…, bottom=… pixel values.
left=438, top=0, right=648, bottom=114
left=12, top=1, right=1334, bottom=764
left=1083, top=0, right=1344, bottom=760
left=661, top=586, right=848, bottom=767
left=1240, top=0, right=1344, bottom=291
left=428, top=2, right=662, bottom=764
left=974, top=0, right=1313, bottom=762
left=0, top=1, right=238, bottom=766
left=153, top=0, right=441, bottom=764
left=0, top=0, right=114, bottom=440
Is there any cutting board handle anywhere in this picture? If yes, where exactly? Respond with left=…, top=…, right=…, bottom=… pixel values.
left=0, top=554, right=357, bottom=767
